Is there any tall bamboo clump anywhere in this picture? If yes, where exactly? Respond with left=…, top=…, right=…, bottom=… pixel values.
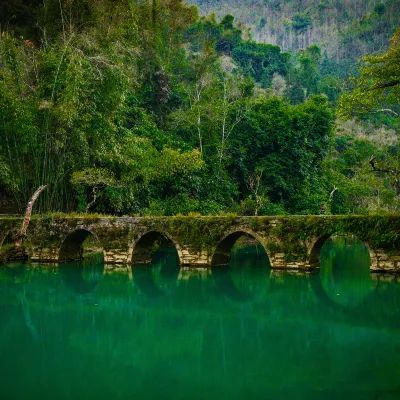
left=0, top=0, right=138, bottom=213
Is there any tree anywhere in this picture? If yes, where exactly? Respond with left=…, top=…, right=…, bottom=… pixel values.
left=339, top=28, right=400, bottom=119
left=70, top=168, right=117, bottom=213
left=229, top=95, right=334, bottom=211
left=70, top=140, right=204, bottom=213
left=338, top=29, right=400, bottom=202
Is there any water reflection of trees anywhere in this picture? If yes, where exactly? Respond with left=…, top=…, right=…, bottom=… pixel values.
left=0, top=261, right=28, bottom=283
left=2, top=253, right=400, bottom=398
left=2, top=268, right=400, bottom=399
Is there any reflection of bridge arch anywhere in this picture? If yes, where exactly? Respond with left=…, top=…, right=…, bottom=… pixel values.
left=212, top=233, right=271, bottom=303
left=132, top=254, right=180, bottom=299
left=133, top=266, right=167, bottom=298
left=59, top=257, right=105, bottom=294
left=131, top=231, right=180, bottom=298
left=308, top=270, right=374, bottom=311
left=213, top=264, right=271, bottom=303
left=130, top=231, right=183, bottom=265
left=309, top=235, right=374, bottom=309
left=308, top=234, right=373, bottom=269
left=58, top=229, right=105, bottom=294
left=309, top=270, right=344, bottom=310
left=211, top=229, right=271, bottom=267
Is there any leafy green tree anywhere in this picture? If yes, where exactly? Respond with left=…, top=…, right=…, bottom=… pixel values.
left=229, top=95, right=334, bottom=211
left=339, top=28, right=400, bottom=120
left=291, top=13, right=312, bottom=33
left=232, top=42, right=290, bottom=86
left=70, top=168, right=117, bottom=213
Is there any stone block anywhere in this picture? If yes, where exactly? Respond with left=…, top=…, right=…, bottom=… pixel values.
left=376, top=261, right=396, bottom=270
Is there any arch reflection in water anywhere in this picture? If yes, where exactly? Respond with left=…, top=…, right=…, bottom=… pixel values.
left=132, top=232, right=180, bottom=298
left=59, top=230, right=105, bottom=294
left=59, top=253, right=105, bottom=294
left=312, top=235, right=374, bottom=308
left=0, top=261, right=28, bottom=284
left=213, top=236, right=271, bottom=303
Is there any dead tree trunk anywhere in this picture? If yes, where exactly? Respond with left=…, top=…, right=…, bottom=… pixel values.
left=16, top=185, right=47, bottom=247
left=85, top=186, right=98, bottom=214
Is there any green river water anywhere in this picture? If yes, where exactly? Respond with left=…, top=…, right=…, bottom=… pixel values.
left=1, top=236, right=400, bottom=399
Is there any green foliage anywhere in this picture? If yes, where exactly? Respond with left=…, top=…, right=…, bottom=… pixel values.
left=291, top=14, right=312, bottom=33
left=71, top=169, right=116, bottom=188
left=339, top=27, right=400, bottom=120
left=233, top=42, right=290, bottom=86
left=330, top=190, right=348, bottom=215
left=230, top=95, right=334, bottom=210
left=1, top=0, right=398, bottom=217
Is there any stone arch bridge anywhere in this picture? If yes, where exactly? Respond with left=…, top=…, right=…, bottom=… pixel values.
left=1, top=215, right=400, bottom=272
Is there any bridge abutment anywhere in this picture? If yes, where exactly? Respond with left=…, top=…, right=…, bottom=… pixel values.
left=180, top=248, right=210, bottom=265
left=371, top=250, right=400, bottom=272
left=31, top=247, right=59, bottom=263
left=104, top=249, right=131, bottom=264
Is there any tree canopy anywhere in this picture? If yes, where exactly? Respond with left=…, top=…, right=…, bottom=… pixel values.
left=339, top=28, right=400, bottom=119
left=0, top=0, right=399, bottom=216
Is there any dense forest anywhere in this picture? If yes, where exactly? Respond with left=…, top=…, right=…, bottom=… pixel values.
left=0, top=0, right=399, bottom=216
left=192, top=0, right=400, bottom=53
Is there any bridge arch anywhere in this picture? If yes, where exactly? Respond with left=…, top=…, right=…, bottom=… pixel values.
left=58, top=228, right=104, bottom=263
left=308, top=233, right=374, bottom=269
left=211, top=229, right=270, bottom=267
left=58, top=228, right=105, bottom=293
left=130, top=231, right=181, bottom=297
left=130, top=230, right=183, bottom=265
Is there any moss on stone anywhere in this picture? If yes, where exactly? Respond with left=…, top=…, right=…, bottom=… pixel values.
left=265, top=240, right=281, bottom=254
left=0, top=244, right=29, bottom=263
left=3, top=214, right=400, bottom=266
left=93, top=225, right=131, bottom=251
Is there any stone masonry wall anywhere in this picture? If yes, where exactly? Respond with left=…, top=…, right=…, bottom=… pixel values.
left=1, top=215, right=400, bottom=272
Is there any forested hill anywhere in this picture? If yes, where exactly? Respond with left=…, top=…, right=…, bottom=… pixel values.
left=191, top=0, right=400, bottom=54
left=0, top=0, right=399, bottom=217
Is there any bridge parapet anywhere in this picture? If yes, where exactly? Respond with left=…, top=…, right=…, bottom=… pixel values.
left=1, top=215, right=400, bottom=272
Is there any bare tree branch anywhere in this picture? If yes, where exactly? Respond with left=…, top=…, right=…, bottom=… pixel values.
left=372, top=108, right=399, bottom=117
left=246, top=170, right=264, bottom=216
left=368, top=80, right=400, bottom=91
left=329, top=186, right=338, bottom=202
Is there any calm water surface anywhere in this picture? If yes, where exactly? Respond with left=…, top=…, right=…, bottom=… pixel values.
left=1, top=237, right=400, bottom=399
